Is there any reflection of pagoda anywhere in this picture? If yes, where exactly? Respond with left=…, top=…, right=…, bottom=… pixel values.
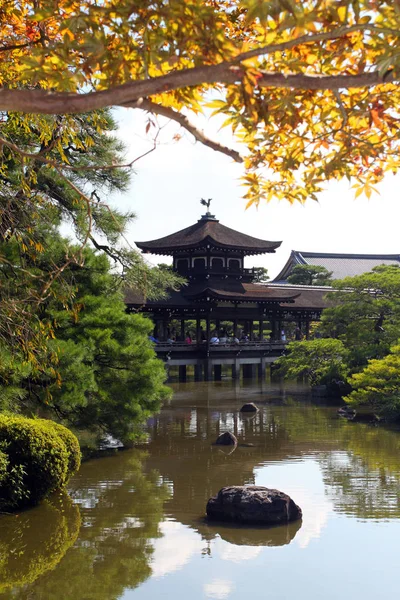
left=126, top=202, right=328, bottom=380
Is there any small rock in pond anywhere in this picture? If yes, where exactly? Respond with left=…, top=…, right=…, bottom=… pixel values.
left=337, top=406, right=356, bottom=420
left=206, top=485, right=302, bottom=525
left=240, top=403, right=258, bottom=413
left=215, top=432, right=237, bottom=446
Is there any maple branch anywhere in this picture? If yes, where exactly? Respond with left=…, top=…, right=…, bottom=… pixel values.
left=333, top=90, right=348, bottom=125
left=233, top=24, right=399, bottom=63
left=131, top=99, right=243, bottom=163
left=0, top=26, right=398, bottom=117
left=0, top=40, right=42, bottom=53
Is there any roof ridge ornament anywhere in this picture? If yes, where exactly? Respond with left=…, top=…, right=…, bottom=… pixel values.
left=200, top=197, right=217, bottom=221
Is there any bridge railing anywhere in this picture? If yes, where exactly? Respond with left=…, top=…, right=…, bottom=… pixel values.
left=153, top=341, right=286, bottom=352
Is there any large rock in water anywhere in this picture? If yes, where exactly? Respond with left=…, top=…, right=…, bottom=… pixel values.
left=206, top=486, right=302, bottom=525
left=215, top=432, right=237, bottom=446
left=240, top=403, right=258, bottom=413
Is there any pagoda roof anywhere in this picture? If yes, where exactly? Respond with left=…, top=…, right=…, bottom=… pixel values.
left=183, top=281, right=299, bottom=303
left=135, top=214, right=281, bottom=256
left=125, top=280, right=299, bottom=307
left=273, top=250, right=400, bottom=283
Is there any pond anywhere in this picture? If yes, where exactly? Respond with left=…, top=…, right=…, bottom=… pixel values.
left=1, top=380, right=400, bottom=599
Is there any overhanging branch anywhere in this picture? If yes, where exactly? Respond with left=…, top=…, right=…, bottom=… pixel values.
left=133, top=99, right=243, bottom=163
left=0, top=63, right=396, bottom=115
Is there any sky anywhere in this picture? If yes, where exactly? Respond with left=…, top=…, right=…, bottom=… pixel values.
left=109, top=106, right=400, bottom=280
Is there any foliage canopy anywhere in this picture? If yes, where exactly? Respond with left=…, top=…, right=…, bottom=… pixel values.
left=0, top=1, right=400, bottom=204
left=321, top=265, right=400, bottom=368
left=275, top=338, right=349, bottom=386
left=345, top=345, right=400, bottom=419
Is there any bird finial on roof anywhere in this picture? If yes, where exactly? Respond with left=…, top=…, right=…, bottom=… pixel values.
left=199, top=198, right=217, bottom=221
left=200, top=197, right=212, bottom=210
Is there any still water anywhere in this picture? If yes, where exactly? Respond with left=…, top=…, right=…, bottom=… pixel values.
left=2, top=380, right=400, bottom=599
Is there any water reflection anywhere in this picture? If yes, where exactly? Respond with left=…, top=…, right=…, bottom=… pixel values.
left=3, top=380, right=400, bottom=600
left=1, top=451, right=170, bottom=600
left=0, top=492, right=80, bottom=595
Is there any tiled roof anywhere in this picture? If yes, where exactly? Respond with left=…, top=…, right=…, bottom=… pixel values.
left=125, top=281, right=299, bottom=307
left=135, top=214, right=281, bottom=256
left=273, top=251, right=400, bottom=283
left=268, top=284, right=331, bottom=309
left=184, top=281, right=299, bottom=303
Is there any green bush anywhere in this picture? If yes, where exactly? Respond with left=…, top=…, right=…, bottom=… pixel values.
left=0, top=449, right=8, bottom=490
left=0, top=416, right=81, bottom=511
left=45, top=421, right=81, bottom=475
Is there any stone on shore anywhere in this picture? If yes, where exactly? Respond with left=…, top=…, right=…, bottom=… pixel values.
left=215, top=432, right=237, bottom=446
left=240, top=403, right=258, bottom=413
left=206, top=485, right=302, bottom=525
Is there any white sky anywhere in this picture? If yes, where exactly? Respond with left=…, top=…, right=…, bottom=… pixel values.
left=110, top=107, right=400, bottom=280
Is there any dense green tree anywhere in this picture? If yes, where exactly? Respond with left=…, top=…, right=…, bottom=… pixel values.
left=0, top=232, right=172, bottom=443
left=287, top=264, right=333, bottom=286
left=275, top=338, right=349, bottom=386
left=0, top=109, right=182, bottom=367
left=344, top=345, right=400, bottom=419
left=321, top=265, right=400, bottom=368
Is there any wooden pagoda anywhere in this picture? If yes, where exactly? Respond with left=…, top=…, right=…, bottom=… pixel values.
left=127, top=207, right=328, bottom=380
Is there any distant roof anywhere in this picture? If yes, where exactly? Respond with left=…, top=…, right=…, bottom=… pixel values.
left=273, top=251, right=400, bottom=283
left=135, top=213, right=281, bottom=256
left=268, top=283, right=331, bottom=310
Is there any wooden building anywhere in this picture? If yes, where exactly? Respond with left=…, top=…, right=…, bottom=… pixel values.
left=126, top=210, right=329, bottom=380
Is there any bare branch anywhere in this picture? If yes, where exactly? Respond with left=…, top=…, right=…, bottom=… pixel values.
left=0, top=134, right=157, bottom=171
left=133, top=99, right=243, bottom=163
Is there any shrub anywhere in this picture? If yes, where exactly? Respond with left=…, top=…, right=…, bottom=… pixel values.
left=45, top=421, right=81, bottom=475
left=0, top=416, right=81, bottom=511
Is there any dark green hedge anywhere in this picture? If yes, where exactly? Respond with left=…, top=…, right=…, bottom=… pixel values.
left=0, top=416, right=81, bottom=511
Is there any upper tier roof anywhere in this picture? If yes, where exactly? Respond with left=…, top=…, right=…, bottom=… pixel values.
left=273, top=250, right=400, bottom=283
left=135, top=213, right=281, bottom=256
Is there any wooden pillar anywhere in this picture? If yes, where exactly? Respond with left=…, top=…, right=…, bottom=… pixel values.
left=205, top=359, right=212, bottom=381
left=206, top=314, right=211, bottom=353
left=305, top=320, right=310, bottom=340
left=258, top=357, right=266, bottom=379
left=259, top=319, right=263, bottom=340
left=233, top=319, right=238, bottom=337
left=249, top=321, right=254, bottom=340
left=180, top=319, right=185, bottom=341
left=232, top=359, right=240, bottom=379
left=194, top=363, right=203, bottom=381
left=162, top=318, right=168, bottom=341
left=270, top=318, right=277, bottom=341
left=196, top=318, right=201, bottom=346
left=179, top=365, right=187, bottom=382
left=214, top=364, right=222, bottom=381
left=216, top=319, right=220, bottom=335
